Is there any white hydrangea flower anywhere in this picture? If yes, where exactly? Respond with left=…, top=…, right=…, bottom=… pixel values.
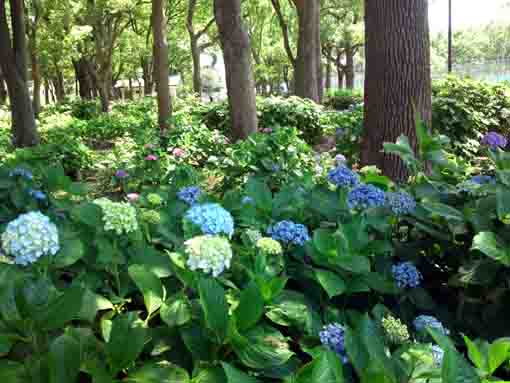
left=184, top=235, right=233, bottom=277
left=1, top=211, right=60, bottom=266
left=94, top=198, right=139, bottom=235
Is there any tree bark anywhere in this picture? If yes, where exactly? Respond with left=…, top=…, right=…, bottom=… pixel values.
left=292, top=0, right=321, bottom=103
left=152, top=0, right=172, bottom=132
left=0, top=67, right=6, bottom=104
left=325, top=59, right=331, bottom=91
left=214, top=0, right=257, bottom=140
left=73, top=57, right=95, bottom=99
left=361, top=0, right=432, bottom=182
left=344, top=46, right=355, bottom=89
left=0, top=0, right=38, bottom=147
left=141, top=56, right=154, bottom=95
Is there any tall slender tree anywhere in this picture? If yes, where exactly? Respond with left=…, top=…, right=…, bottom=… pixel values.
left=0, top=0, right=39, bottom=147
left=152, top=0, right=171, bottom=131
left=214, top=0, right=257, bottom=140
left=361, top=0, right=432, bottom=181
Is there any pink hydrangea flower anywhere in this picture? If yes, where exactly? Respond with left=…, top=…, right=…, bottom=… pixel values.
left=126, top=193, right=140, bottom=202
left=172, top=148, right=186, bottom=158
left=145, top=154, right=158, bottom=161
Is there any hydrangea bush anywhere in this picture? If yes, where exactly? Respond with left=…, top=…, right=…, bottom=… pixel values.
left=94, top=198, right=139, bottom=235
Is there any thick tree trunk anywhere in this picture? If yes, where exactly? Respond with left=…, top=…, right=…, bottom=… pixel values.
left=345, top=46, right=355, bottom=89
left=361, top=0, right=432, bottom=182
left=73, top=58, right=95, bottom=99
left=152, top=0, right=172, bottom=132
left=214, top=0, right=258, bottom=141
left=190, top=38, right=201, bottom=95
left=53, top=67, right=66, bottom=103
left=325, top=59, right=332, bottom=91
left=292, top=0, right=321, bottom=103
left=0, top=0, right=38, bottom=147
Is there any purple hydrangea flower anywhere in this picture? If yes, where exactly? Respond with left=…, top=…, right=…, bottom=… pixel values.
left=392, top=262, right=422, bottom=288
left=145, top=154, right=158, bottom=161
left=481, top=132, right=507, bottom=149
left=386, top=191, right=416, bottom=215
left=347, top=184, right=386, bottom=210
left=115, top=170, right=128, bottom=179
left=471, top=175, right=496, bottom=185
left=319, top=323, right=348, bottom=363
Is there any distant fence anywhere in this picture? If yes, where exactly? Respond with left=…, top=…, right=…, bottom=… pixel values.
left=341, top=58, right=510, bottom=90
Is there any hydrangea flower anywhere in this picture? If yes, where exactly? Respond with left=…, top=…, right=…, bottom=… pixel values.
left=327, top=166, right=359, bottom=187
left=184, top=203, right=234, bottom=237
left=9, top=167, right=33, bottom=180
left=28, top=189, right=47, bottom=201
left=177, top=186, right=202, bottom=205
left=244, top=229, right=262, bottom=244
left=382, top=315, right=410, bottom=345
left=431, top=345, right=444, bottom=367
left=145, top=154, right=158, bottom=161
left=482, top=132, right=507, bottom=149
left=115, top=170, right=128, bottom=179
left=471, top=175, right=496, bottom=185
left=267, top=220, right=310, bottom=246
left=256, top=237, right=283, bottom=255
left=241, top=196, right=255, bottom=205
left=347, top=184, right=386, bottom=210
left=392, top=262, right=422, bottom=288
left=172, top=148, right=186, bottom=157
left=147, top=193, right=163, bottom=206
left=126, top=193, right=140, bottom=202
left=184, top=235, right=233, bottom=277
left=386, top=191, right=416, bottom=215
left=1, top=211, right=59, bottom=266
left=140, top=209, right=161, bottom=225
left=335, top=154, right=347, bottom=165
left=94, top=198, right=139, bottom=235
left=413, top=315, right=449, bottom=335
left=319, top=323, right=348, bottom=363
left=271, top=164, right=281, bottom=173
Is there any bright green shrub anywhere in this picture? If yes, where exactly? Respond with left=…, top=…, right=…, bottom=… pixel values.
left=324, top=88, right=363, bottom=111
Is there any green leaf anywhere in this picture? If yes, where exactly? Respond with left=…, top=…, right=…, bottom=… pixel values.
left=71, top=202, right=102, bottom=227
left=442, top=348, right=481, bottom=383
left=246, top=178, right=272, bottom=212
left=487, top=338, right=510, bottom=374
left=0, top=360, right=26, bottom=382
left=222, top=363, right=262, bottom=383
left=310, top=350, right=344, bottom=383
left=128, top=265, right=164, bottom=318
left=463, top=336, right=485, bottom=371
left=422, top=201, right=465, bottom=222
left=0, top=334, right=13, bottom=357
left=39, top=285, right=85, bottom=331
left=191, top=367, right=226, bottom=383
left=496, top=186, right=510, bottom=221
left=235, top=281, right=265, bottom=331
left=472, top=232, right=510, bottom=266
left=313, top=230, right=337, bottom=257
left=126, top=361, right=190, bottom=383
left=48, top=333, right=81, bottom=383
left=198, top=277, right=229, bottom=342
left=77, top=289, right=113, bottom=322
left=52, top=238, right=85, bottom=268
left=315, top=270, right=346, bottom=298
left=105, top=314, right=148, bottom=375
left=160, top=296, right=191, bottom=327
left=335, top=255, right=371, bottom=274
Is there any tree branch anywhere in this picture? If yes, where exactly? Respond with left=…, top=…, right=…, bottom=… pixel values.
left=270, top=0, right=295, bottom=65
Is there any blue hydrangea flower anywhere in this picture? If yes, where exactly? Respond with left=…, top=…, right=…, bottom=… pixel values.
left=328, top=166, right=359, bottom=188
left=386, top=191, right=416, bottom=215
left=177, top=186, right=202, bottom=205
left=481, top=132, right=507, bottom=149
left=347, top=184, right=386, bottom=210
left=319, top=323, right=348, bottom=363
left=431, top=345, right=444, bottom=367
left=335, top=154, right=347, bottom=165
left=184, top=203, right=234, bottom=237
left=28, top=189, right=47, bottom=201
left=9, top=167, right=33, bottom=180
left=471, top=175, right=496, bottom=185
left=241, top=196, right=255, bottom=205
left=267, top=220, right=310, bottom=246
left=1, top=211, right=59, bottom=266
left=392, top=262, right=422, bottom=288
left=413, top=315, right=449, bottom=335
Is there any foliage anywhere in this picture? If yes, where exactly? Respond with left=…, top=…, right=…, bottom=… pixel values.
left=324, top=89, right=363, bottom=111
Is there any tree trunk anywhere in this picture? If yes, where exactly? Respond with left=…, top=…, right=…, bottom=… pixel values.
left=30, top=40, right=41, bottom=116
left=73, top=58, right=95, bottom=99
left=292, top=0, right=321, bottom=103
left=345, top=46, right=355, bottom=89
left=0, top=0, right=38, bottom=147
left=190, top=38, right=201, bottom=95
left=152, top=0, right=172, bottom=132
left=325, top=58, right=332, bottom=91
left=53, top=66, right=65, bottom=103
left=361, top=0, right=432, bottom=182
left=44, top=78, right=50, bottom=105
left=0, top=67, right=6, bottom=104
left=214, top=0, right=258, bottom=141
left=141, top=56, right=154, bottom=95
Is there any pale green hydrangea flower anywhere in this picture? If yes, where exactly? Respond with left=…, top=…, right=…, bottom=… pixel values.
left=184, top=235, right=232, bottom=277
left=382, top=315, right=410, bottom=345
left=94, top=198, right=138, bottom=235
left=147, top=193, right=164, bottom=207
left=256, top=237, right=283, bottom=255
left=140, top=209, right=161, bottom=225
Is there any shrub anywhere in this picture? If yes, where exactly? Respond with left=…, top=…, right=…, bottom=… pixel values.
left=324, top=88, right=363, bottom=111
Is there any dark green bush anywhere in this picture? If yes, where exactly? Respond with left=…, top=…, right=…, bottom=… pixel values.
left=324, top=88, right=363, bottom=111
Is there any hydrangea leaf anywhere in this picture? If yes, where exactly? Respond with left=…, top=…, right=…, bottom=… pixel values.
left=125, top=361, right=190, bottom=383
left=128, top=265, right=164, bottom=319
left=472, top=231, right=510, bottom=266
left=235, top=281, right=265, bottom=331
left=314, top=270, right=346, bottom=298
left=222, top=362, right=261, bottom=383
left=198, top=276, right=229, bottom=342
